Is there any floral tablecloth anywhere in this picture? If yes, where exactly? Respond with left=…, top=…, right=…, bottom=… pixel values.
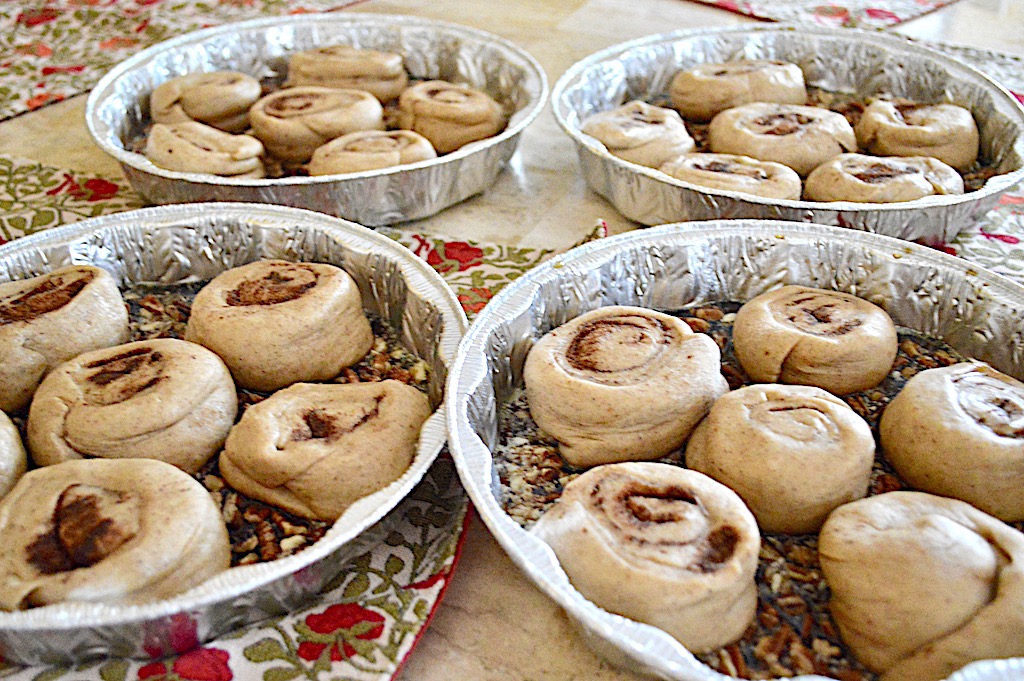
left=682, top=0, right=961, bottom=28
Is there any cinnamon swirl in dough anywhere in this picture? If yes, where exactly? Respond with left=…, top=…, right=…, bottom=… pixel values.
left=0, top=412, right=26, bottom=501
left=219, top=380, right=431, bottom=521
left=150, top=71, right=261, bottom=133
left=185, top=260, right=373, bottom=392
left=0, top=458, right=229, bottom=610
left=249, top=87, right=384, bottom=163
left=708, top=102, right=856, bottom=176
left=308, top=129, right=436, bottom=175
left=579, top=100, right=695, bottom=168
left=686, top=384, right=874, bottom=534
left=531, top=462, right=760, bottom=653
left=819, top=491, right=1024, bottom=681
left=27, top=338, right=237, bottom=474
left=880, top=362, right=1024, bottom=522
left=855, top=100, right=980, bottom=171
left=659, top=153, right=801, bottom=200
left=523, top=306, right=728, bottom=468
left=397, top=80, right=506, bottom=154
left=0, top=265, right=129, bottom=413
left=286, top=45, right=409, bottom=103
left=804, top=153, right=964, bottom=203
left=670, top=59, right=807, bottom=123
left=732, top=286, right=898, bottom=395
left=145, top=122, right=265, bottom=178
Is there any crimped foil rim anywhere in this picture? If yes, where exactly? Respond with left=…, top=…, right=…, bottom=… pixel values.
left=447, top=219, right=1024, bottom=681
left=0, top=203, right=467, bottom=631
left=84, top=13, right=549, bottom=187
left=551, top=24, right=1024, bottom=213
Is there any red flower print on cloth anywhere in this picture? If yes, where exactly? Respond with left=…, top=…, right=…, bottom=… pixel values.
left=142, top=613, right=201, bottom=659
left=406, top=570, right=447, bottom=590
left=17, top=8, right=61, bottom=26
left=100, top=36, right=140, bottom=50
left=980, top=230, right=1020, bottom=245
left=45, top=174, right=120, bottom=202
left=411, top=235, right=484, bottom=273
left=138, top=648, right=232, bottom=681
left=41, top=65, right=87, bottom=76
left=296, top=603, right=385, bottom=663
left=865, top=8, right=901, bottom=22
left=15, top=43, right=53, bottom=58
left=25, top=93, right=64, bottom=110
left=812, top=5, right=850, bottom=25
left=457, top=287, right=494, bottom=315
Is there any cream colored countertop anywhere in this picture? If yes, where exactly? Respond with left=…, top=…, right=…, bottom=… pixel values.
left=2, top=1, right=1023, bottom=678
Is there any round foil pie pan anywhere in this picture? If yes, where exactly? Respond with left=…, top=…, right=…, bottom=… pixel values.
left=85, top=14, right=548, bottom=227
left=0, top=203, right=466, bottom=665
left=447, top=219, right=1024, bottom=681
left=551, top=25, right=1024, bottom=244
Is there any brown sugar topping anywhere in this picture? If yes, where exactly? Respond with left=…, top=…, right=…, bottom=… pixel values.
left=0, top=270, right=94, bottom=325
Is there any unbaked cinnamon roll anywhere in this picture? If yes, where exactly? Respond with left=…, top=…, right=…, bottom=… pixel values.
left=27, top=338, right=237, bottom=474
left=308, top=129, right=436, bottom=175
left=880, top=362, right=1024, bottom=522
left=0, top=458, right=229, bottom=610
left=670, top=59, right=807, bottom=123
left=819, top=491, right=1024, bottom=681
left=150, top=71, right=262, bottom=133
left=0, top=412, right=26, bottom=501
left=397, top=80, right=506, bottom=154
left=659, top=152, right=802, bottom=200
left=579, top=100, right=695, bottom=168
left=286, top=45, right=409, bottom=103
left=185, top=260, right=373, bottom=392
left=531, top=462, right=760, bottom=653
left=803, top=152, right=964, bottom=203
left=686, top=384, right=874, bottom=534
left=249, top=87, right=385, bottom=163
left=0, top=265, right=129, bottom=413
left=219, top=380, right=431, bottom=521
left=144, top=122, right=265, bottom=178
left=523, top=306, right=728, bottom=468
left=732, top=286, right=898, bottom=395
left=708, top=102, right=856, bottom=176
left=855, top=100, right=980, bottom=171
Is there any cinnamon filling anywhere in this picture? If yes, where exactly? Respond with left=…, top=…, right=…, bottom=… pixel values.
left=623, top=486, right=699, bottom=523
left=226, top=267, right=318, bottom=306
left=753, top=112, right=814, bottom=136
left=566, top=317, right=672, bottom=372
left=782, top=295, right=863, bottom=336
left=852, top=162, right=917, bottom=184
left=290, top=395, right=384, bottom=442
left=0, top=271, right=93, bottom=325
left=694, top=525, right=739, bottom=573
left=693, top=160, right=768, bottom=180
left=267, top=93, right=318, bottom=114
left=82, top=347, right=167, bottom=404
left=26, top=485, right=140, bottom=574
left=954, top=370, right=1024, bottom=438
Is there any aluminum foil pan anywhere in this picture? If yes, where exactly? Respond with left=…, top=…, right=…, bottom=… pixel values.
left=447, top=219, right=1024, bottom=681
left=85, top=14, right=547, bottom=227
left=0, top=203, right=466, bottom=666
left=551, top=25, right=1024, bottom=244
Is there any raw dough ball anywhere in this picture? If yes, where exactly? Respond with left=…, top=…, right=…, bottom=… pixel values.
left=0, top=458, right=229, bottom=610
left=803, top=153, right=963, bottom=203
left=819, top=491, right=1024, bottom=681
left=580, top=100, right=695, bottom=168
left=708, top=102, right=856, bottom=176
left=27, top=338, right=237, bottom=474
left=150, top=71, right=261, bottom=133
left=219, top=380, right=431, bottom=521
left=308, top=129, right=436, bottom=175
left=660, top=152, right=802, bottom=200
left=0, top=265, right=129, bottom=413
left=855, top=100, right=980, bottom=171
left=523, top=306, right=728, bottom=468
left=532, top=462, right=760, bottom=653
left=397, top=80, right=506, bottom=154
left=286, top=45, right=408, bottom=103
left=732, top=285, right=898, bottom=395
left=0, top=412, right=27, bottom=501
left=185, top=260, right=373, bottom=392
left=686, top=383, right=874, bottom=534
left=145, top=121, right=265, bottom=178
left=880, top=362, right=1024, bottom=521
left=670, top=59, right=806, bottom=123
